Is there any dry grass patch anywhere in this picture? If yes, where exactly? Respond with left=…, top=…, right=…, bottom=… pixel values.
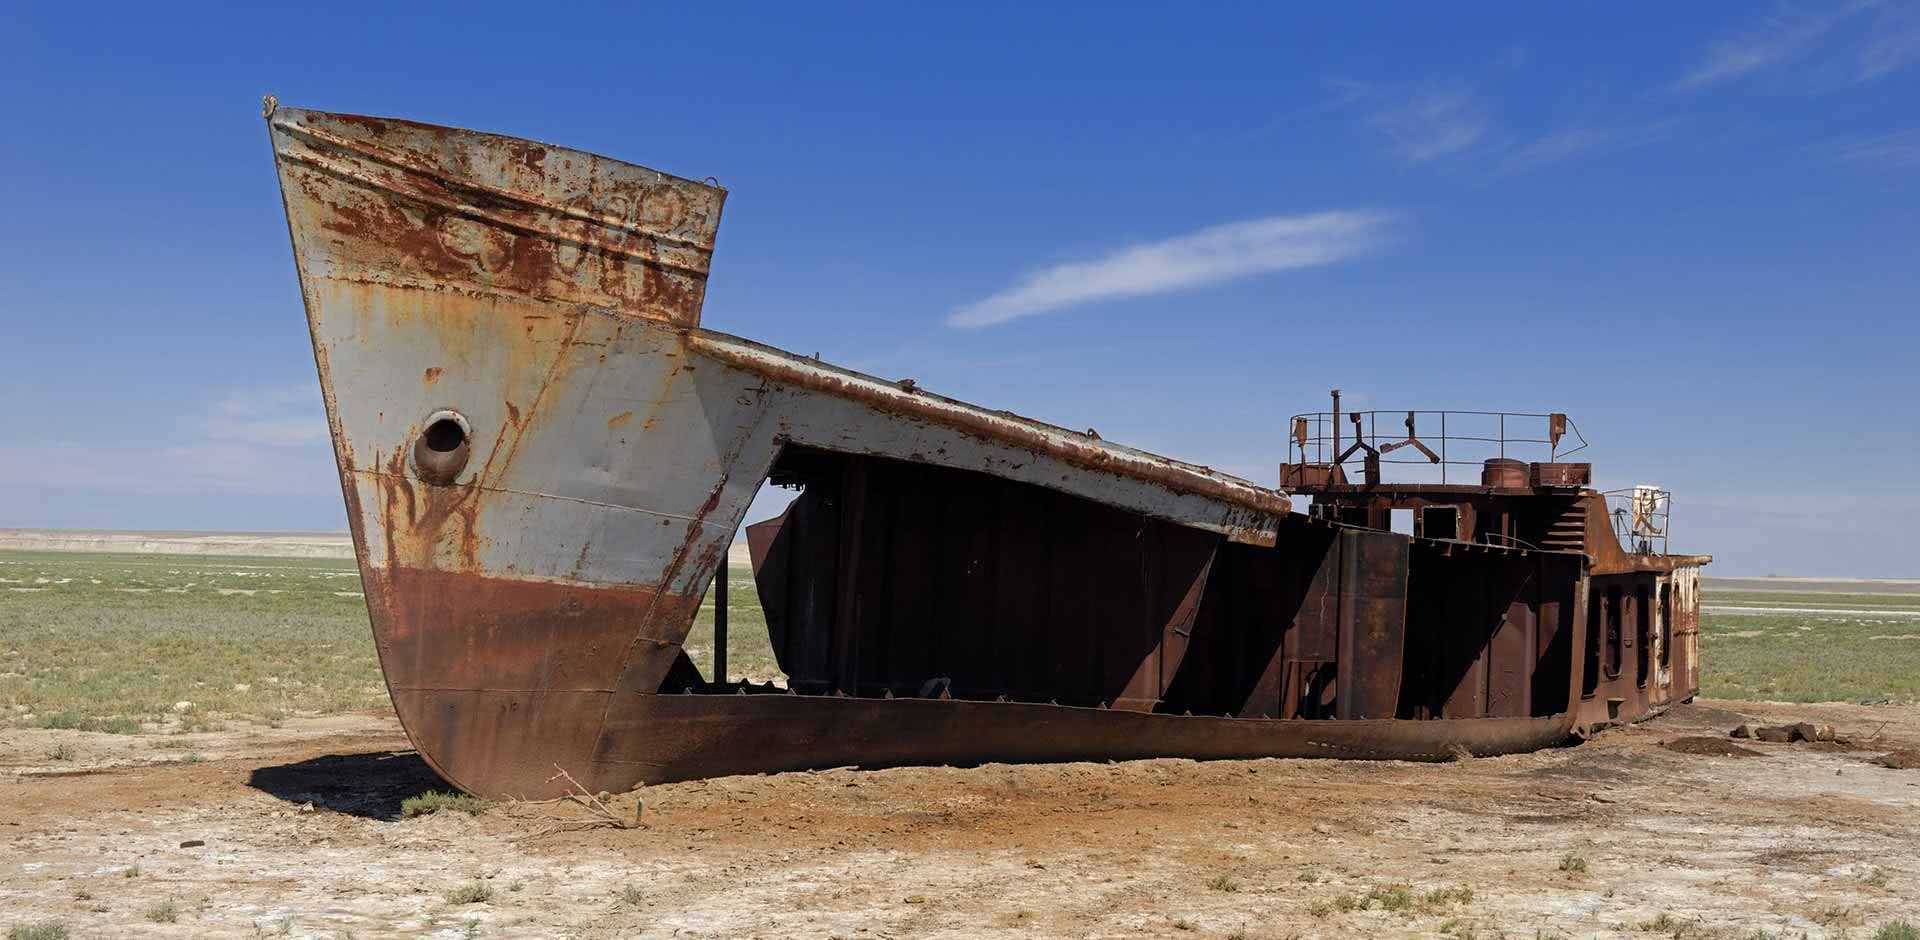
left=7, top=925, right=69, bottom=940
left=401, top=790, right=489, bottom=817
left=444, top=881, right=493, bottom=905
left=1205, top=873, right=1241, bottom=892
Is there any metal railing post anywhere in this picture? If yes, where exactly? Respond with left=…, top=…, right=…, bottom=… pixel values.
left=713, top=564, right=728, bottom=685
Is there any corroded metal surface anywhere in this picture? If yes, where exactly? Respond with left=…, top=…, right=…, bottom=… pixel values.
left=587, top=695, right=1579, bottom=785
left=271, top=104, right=1705, bottom=797
left=1284, top=397, right=1710, bottom=734
left=271, top=105, right=1297, bottom=796
left=271, top=105, right=724, bottom=325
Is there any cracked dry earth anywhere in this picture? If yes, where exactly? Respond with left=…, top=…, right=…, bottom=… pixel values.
left=2, top=700, right=1918, bottom=939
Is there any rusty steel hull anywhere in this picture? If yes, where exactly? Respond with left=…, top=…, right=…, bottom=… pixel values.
left=577, top=696, right=1577, bottom=785
left=269, top=104, right=1693, bottom=798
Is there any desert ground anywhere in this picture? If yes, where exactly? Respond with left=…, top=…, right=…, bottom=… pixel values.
left=3, top=546, right=1918, bottom=939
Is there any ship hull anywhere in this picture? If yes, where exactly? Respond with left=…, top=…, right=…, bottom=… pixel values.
left=570, top=695, right=1576, bottom=786
left=269, top=104, right=1693, bottom=798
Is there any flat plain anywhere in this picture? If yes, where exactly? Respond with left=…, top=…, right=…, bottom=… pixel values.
left=5, top=551, right=1917, bottom=732
left=3, top=550, right=1919, bottom=938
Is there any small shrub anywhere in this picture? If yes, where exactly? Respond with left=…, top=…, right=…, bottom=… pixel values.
left=145, top=900, right=179, bottom=923
left=1205, top=873, right=1240, bottom=893
left=45, top=744, right=73, bottom=762
left=1876, top=922, right=1920, bottom=940
left=98, top=717, right=140, bottom=735
left=617, top=884, right=644, bottom=906
left=8, top=924, right=70, bottom=940
left=1420, top=884, right=1474, bottom=910
left=402, top=791, right=489, bottom=818
left=1171, top=919, right=1193, bottom=931
left=1368, top=884, right=1415, bottom=912
left=1559, top=853, right=1588, bottom=874
left=443, top=882, right=493, bottom=905
left=123, top=865, right=141, bottom=878
left=36, top=713, right=86, bottom=731
left=1638, top=912, right=1715, bottom=938
left=1863, top=866, right=1890, bottom=888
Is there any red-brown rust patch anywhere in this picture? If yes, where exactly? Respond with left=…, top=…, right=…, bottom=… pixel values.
left=607, top=410, right=633, bottom=430
left=506, top=141, right=548, bottom=174
left=500, top=229, right=557, bottom=299
left=363, top=566, right=680, bottom=693
left=376, top=441, right=478, bottom=570
left=423, top=366, right=443, bottom=384
left=392, top=687, right=614, bottom=798
left=297, top=161, right=704, bottom=325
left=277, top=107, right=727, bottom=328
left=367, top=566, right=704, bottom=797
left=329, top=113, right=398, bottom=137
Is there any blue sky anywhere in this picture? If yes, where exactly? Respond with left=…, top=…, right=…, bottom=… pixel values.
left=2, top=3, right=1916, bottom=576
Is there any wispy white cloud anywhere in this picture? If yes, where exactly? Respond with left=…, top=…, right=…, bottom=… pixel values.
left=1501, top=120, right=1679, bottom=173
left=1331, top=78, right=1489, bottom=163
left=1504, top=126, right=1616, bottom=171
left=1676, top=7, right=1846, bottom=90
left=1329, top=70, right=1675, bottom=175
left=1675, top=0, right=1917, bottom=91
left=203, top=385, right=330, bottom=448
left=1860, top=1, right=1920, bottom=79
left=0, top=384, right=336, bottom=499
left=947, top=211, right=1397, bottom=328
left=1826, top=127, right=1920, bottom=167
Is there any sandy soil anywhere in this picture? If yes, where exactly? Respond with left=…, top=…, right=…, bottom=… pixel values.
left=1705, top=577, right=1920, bottom=594
left=0, top=530, right=355, bottom=560
left=3, top=701, right=1917, bottom=939
left=0, top=530, right=760, bottom=568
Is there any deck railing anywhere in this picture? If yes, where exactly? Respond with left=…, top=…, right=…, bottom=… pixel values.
left=1285, top=404, right=1587, bottom=486
left=1605, top=487, right=1670, bottom=556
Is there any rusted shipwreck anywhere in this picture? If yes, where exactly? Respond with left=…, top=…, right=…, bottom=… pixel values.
left=267, top=102, right=1711, bottom=798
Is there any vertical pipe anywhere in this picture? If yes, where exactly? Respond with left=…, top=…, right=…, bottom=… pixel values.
left=1330, top=389, right=1342, bottom=472
left=714, top=561, right=729, bottom=686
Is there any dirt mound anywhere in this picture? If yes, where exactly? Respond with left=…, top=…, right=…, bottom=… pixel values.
left=1662, top=736, right=1768, bottom=757
left=1872, top=747, right=1920, bottom=769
